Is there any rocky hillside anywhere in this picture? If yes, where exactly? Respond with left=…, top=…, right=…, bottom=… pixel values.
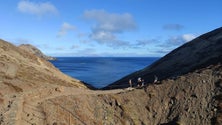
left=35, top=27, right=222, bottom=125
left=41, top=64, right=222, bottom=124
left=0, top=39, right=86, bottom=90
left=105, top=27, right=222, bottom=89
left=0, top=39, right=88, bottom=123
left=18, top=44, right=56, bottom=60
left=0, top=27, right=222, bottom=125
left=2, top=63, right=221, bottom=124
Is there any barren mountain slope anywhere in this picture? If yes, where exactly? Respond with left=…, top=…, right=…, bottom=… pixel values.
left=0, top=39, right=86, bottom=91
left=0, top=39, right=87, bottom=124
left=38, top=63, right=222, bottom=125
left=106, top=27, right=222, bottom=89
left=2, top=58, right=221, bottom=125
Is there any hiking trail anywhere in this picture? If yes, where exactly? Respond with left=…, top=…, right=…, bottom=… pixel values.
left=3, top=85, right=128, bottom=125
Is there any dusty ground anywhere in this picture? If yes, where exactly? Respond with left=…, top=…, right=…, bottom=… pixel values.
left=0, top=84, right=126, bottom=125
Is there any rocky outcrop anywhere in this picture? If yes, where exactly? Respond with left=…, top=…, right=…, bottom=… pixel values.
left=105, top=27, right=222, bottom=89
left=18, top=44, right=56, bottom=60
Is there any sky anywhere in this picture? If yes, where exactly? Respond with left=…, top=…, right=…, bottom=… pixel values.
left=0, top=0, right=221, bottom=57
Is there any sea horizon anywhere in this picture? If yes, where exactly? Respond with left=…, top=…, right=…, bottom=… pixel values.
left=50, top=57, right=160, bottom=88
left=51, top=56, right=161, bottom=58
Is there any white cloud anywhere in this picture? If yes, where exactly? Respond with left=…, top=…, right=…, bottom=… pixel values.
left=155, top=34, right=197, bottom=55
left=52, top=48, right=98, bottom=57
left=163, top=24, right=184, bottom=31
left=161, top=34, right=197, bottom=48
left=70, top=45, right=79, bottom=49
left=182, top=34, right=196, bottom=42
left=154, top=49, right=171, bottom=54
left=84, top=10, right=136, bottom=33
left=57, top=22, right=76, bottom=37
left=83, top=9, right=136, bottom=48
left=90, top=31, right=116, bottom=43
left=167, top=36, right=185, bottom=46
left=17, top=0, right=58, bottom=17
left=55, top=47, right=65, bottom=51
left=135, top=39, right=159, bottom=46
left=77, top=33, right=87, bottom=38
left=14, top=38, right=31, bottom=45
left=80, top=40, right=91, bottom=44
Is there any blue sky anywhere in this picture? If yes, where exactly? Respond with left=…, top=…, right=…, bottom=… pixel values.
left=0, top=0, right=221, bottom=57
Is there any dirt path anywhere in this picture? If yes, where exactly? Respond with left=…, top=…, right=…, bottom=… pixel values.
left=4, top=85, right=128, bottom=125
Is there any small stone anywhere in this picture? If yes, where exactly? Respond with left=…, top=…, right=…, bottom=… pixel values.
left=213, top=108, right=217, bottom=112
left=191, top=114, right=196, bottom=118
left=55, top=87, right=63, bottom=92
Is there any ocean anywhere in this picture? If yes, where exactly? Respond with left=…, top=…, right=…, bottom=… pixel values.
left=50, top=57, right=159, bottom=88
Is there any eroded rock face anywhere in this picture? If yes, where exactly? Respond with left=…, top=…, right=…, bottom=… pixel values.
left=106, top=27, right=222, bottom=89
left=18, top=44, right=56, bottom=60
